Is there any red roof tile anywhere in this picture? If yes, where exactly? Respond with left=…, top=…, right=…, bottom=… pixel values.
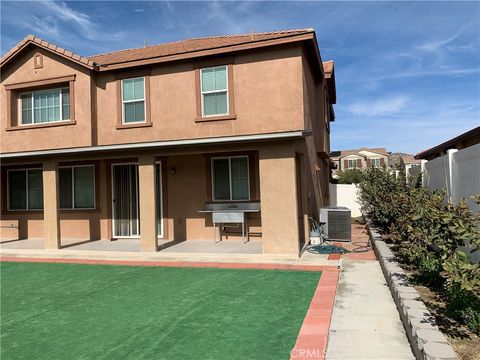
left=89, top=29, right=315, bottom=66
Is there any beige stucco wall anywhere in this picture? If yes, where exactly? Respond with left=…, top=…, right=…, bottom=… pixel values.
left=95, top=46, right=305, bottom=146
left=301, top=54, right=330, bottom=218
left=1, top=47, right=94, bottom=153
left=259, top=143, right=300, bottom=255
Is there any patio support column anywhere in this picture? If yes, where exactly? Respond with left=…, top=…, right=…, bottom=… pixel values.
left=259, top=143, right=300, bottom=256
left=43, top=160, right=61, bottom=249
left=138, top=154, right=158, bottom=252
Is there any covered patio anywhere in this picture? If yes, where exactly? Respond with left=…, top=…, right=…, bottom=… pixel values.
left=0, top=237, right=263, bottom=254
left=1, top=138, right=310, bottom=257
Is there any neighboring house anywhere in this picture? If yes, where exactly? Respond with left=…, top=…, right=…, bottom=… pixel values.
left=330, top=148, right=388, bottom=177
left=399, top=154, right=421, bottom=177
left=416, top=126, right=480, bottom=161
left=0, top=29, right=336, bottom=256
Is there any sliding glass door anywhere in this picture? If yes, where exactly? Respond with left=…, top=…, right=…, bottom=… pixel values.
left=112, top=162, right=163, bottom=239
left=155, top=163, right=163, bottom=237
left=112, top=164, right=139, bottom=238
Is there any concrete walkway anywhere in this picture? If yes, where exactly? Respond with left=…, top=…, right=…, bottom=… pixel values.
left=326, top=259, right=414, bottom=359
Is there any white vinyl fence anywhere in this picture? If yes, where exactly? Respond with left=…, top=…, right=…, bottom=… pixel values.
left=420, top=144, right=480, bottom=263
left=329, top=183, right=361, bottom=217
left=421, top=144, right=480, bottom=213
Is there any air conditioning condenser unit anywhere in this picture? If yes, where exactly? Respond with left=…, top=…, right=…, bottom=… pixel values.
left=319, top=207, right=351, bottom=242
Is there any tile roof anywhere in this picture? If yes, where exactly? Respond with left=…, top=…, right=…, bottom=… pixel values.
left=330, top=147, right=388, bottom=159
left=0, top=35, right=95, bottom=69
left=2, top=29, right=333, bottom=81
left=88, top=29, right=315, bottom=66
left=400, top=154, right=421, bottom=164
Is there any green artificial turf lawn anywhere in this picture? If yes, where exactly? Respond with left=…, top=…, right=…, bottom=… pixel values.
left=0, top=262, right=320, bottom=360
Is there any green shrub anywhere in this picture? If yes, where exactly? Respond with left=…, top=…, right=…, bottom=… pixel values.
left=337, top=169, right=363, bottom=184
left=358, top=168, right=480, bottom=333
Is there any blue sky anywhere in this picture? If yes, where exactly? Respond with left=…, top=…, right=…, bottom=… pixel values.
left=1, top=1, right=479, bottom=154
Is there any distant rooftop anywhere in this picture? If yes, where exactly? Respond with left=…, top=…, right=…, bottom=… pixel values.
left=331, top=147, right=388, bottom=159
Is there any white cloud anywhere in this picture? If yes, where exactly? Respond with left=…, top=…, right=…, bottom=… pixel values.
left=42, top=1, right=93, bottom=32
left=415, top=32, right=462, bottom=54
left=345, top=96, right=409, bottom=117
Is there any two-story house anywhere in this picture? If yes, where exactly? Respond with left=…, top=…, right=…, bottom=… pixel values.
left=0, top=29, right=336, bottom=256
left=330, top=148, right=388, bottom=178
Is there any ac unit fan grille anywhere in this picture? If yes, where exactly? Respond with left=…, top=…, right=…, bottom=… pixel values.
left=327, top=211, right=351, bottom=241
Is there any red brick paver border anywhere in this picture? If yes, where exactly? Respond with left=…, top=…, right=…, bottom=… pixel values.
left=0, top=256, right=337, bottom=272
left=290, top=270, right=340, bottom=360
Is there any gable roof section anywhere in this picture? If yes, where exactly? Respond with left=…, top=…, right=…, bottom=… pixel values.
left=330, top=147, right=388, bottom=159
left=0, top=35, right=95, bottom=70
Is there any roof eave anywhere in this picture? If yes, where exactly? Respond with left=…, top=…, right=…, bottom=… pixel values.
left=95, top=32, right=321, bottom=72
left=415, top=126, right=480, bottom=159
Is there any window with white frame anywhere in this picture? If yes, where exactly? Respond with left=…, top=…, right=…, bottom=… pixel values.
left=8, top=169, right=43, bottom=210
left=212, top=156, right=249, bottom=201
left=59, top=165, right=95, bottom=209
left=20, top=88, right=70, bottom=125
left=347, top=159, right=358, bottom=168
left=201, top=66, right=228, bottom=117
left=371, top=158, right=381, bottom=167
left=122, top=77, right=145, bottom=123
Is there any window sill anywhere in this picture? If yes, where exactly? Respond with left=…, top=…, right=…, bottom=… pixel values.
left=116, top=122, right=152, bottom=130
left=2, top=210, right=43, bottom=215
left=195, top=114, right=237, bottom=123
left=209, top=200, right=254, bottom=203
left=6, top=120, right=76, bottom=131
left=60, top=208, right=100, bottom=213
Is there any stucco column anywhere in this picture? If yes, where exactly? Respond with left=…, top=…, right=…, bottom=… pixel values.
left=43, top=160, right=61, bottom=249
left=259, top=144, right=300, bottom=256
left=138, top=154, right=158, bottom=252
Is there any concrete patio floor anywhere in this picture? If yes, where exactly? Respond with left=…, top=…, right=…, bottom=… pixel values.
left=0, top=237, right=337, bottom=267
left=0, top=238, right=263, bottom=254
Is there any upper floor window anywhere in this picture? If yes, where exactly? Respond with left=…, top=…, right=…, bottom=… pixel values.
left=212, top=156, right=249, bottom=201
left=122, top=77, right=145, bottom=123
left=201, top=66, right=228, bottom=117
left=20, top=88, right=70, bottom=125
left=7, top=168, right=43, bottom=210
left=371, top=158, right=381, bottom=167
left=347, top=159, right=359, bottom=169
